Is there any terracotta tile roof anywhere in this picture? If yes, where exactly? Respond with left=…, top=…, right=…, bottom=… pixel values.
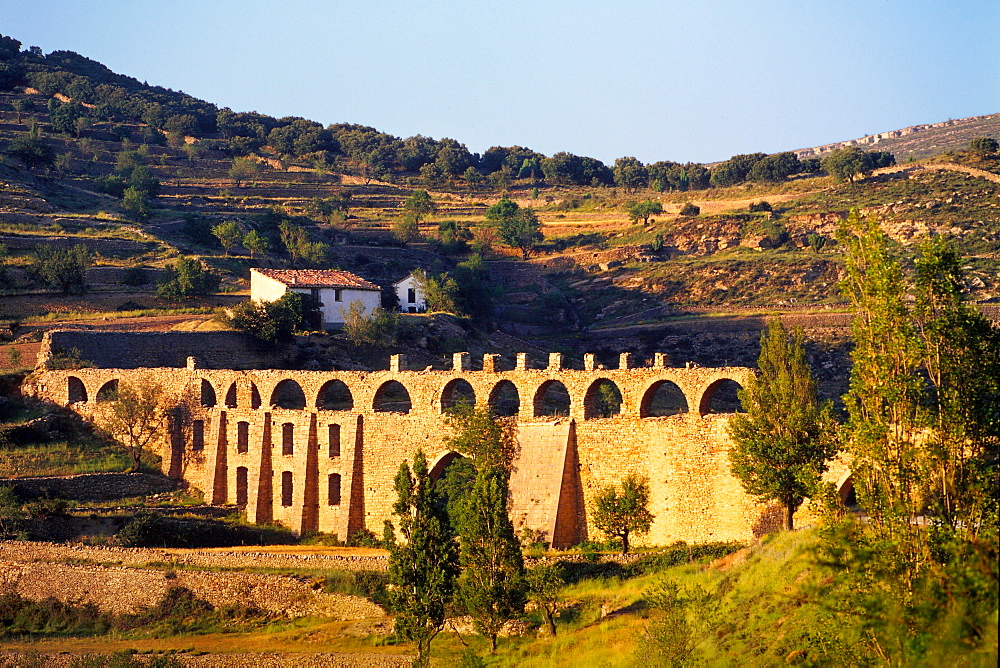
left=254, top=269, right=380, bottom=291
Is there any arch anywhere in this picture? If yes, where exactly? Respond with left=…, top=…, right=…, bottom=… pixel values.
left=200, top=379, right=217, bottom=408
left=699, top=378, right=744, bottom=415
left=225, top=383, right=238, bottom=408
left=534, top=380, right=570, bottom=418
left=641, top=380, right=689, bottom=417
left=839, top=475, right=858, bottom=508
left=429, top=451, right=466, bottom=482
left=316, top=379, right=354, bottom=411
left=250, top=383, right=261, bottom=410
left=96, top=379, right=119, bottom=402
left=488, top=380, right=520, bottom=417
left=373, top=380, right=412, bottom=413
left=583, top=378, right=623, bottom=420
left=67, top=376, right=88, bottom=403
left=271, top=379, right=306, bottom=410
left=440, top=378, right=476, bottom=413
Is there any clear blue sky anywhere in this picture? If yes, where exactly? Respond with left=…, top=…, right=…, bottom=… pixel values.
left=5, top=0, right=998, bottom=164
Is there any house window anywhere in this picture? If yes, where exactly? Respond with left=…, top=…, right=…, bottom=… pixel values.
left=192, top=420, right=204, bottom=451
left=237, top=421, right=249, bottom=453
left=329, top=424, right=341, bottom=458
left=281, top=471, right=293, bottom=506
left=328, top=473, right=341, bottom=506
left=282, top=422, right=294, bottom=455
left=407, top=288, right=416, bottom=304
left=334, top=289, right=343, bottom=302
left=310, top=288, right=323, bottom=306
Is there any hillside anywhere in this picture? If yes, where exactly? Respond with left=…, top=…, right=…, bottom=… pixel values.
left=0, top=34, right=998, bottom=391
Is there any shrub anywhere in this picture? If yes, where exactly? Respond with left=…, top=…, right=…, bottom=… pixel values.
left=156, top=257, right=219, bottom=299
left=117, top=513, right=295, bottom=548
left=679, top=202, right=700, bottom=216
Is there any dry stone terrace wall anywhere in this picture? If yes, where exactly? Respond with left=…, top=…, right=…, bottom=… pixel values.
left=29, top=351, right=850, bottom=547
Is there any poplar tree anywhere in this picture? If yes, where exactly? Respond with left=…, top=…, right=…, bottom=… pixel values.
left=445, top=406, right=525, bottom=652
left=383, top=451, right=458, bottom=668
left=727, top=320, right=837, bottom=530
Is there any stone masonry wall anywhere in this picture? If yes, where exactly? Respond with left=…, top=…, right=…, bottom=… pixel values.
left=0, top=472, right=180, bottom=501
left=28, top=350, right=854, bottom=548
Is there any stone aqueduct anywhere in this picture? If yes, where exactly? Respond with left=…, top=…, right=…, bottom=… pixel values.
left=30, top=350, right=849, bottom=547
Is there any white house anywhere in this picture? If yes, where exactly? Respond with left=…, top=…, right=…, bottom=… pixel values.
left=249, top=268, right=382, bottom=328
left=393, top=273, right=427, bottom=313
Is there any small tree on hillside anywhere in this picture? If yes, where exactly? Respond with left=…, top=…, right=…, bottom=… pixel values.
left=31, top=243, right=92, bottom=294
left=211, top=220, right=243, bottom=256
left=393, top=214, right=421, bottom=246
left=242, top=229, right=270, bottom=259
left=229, top=156, right=260, bottom=188
left=403, top=189, right=436, bottom=223
left=527, top=563, right=564, bottom=636
left=727, top=320, right=838, bottom=531
left=101, top=379, right=167, bottom=471
left=592, top=474, right=654, bottom=554
left=969, top=137, right=998, bottom=156
left=384, top=451, right=459, bottom=668
left=627, top=199, right=663, bottom=225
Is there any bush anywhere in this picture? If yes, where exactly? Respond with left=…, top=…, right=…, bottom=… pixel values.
left=679, top=202, right=700, bottom=216
left=156, top=257, right=219, bottom=299
left=120, top=267, right=147, bottom=287
left=633, top=541, right=745, bottom=573
left=117, top=513, right=296, bottom=548
left=341, top=301, right=401, bottom=346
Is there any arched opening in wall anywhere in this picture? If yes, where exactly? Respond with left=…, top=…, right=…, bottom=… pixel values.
left=235, top=466, right=248, bottom=507
left=200, top=379, right=217, bottom=408
left=96, top=379, right=119, bottom=402
left=281, top=471, right=293, bottom=507
left=281, top=422, right=294, bottom=455
left=641, top=380, right=689, bottom=417
left=534, top=380, right=570, bottom=418
left=316, top=379, right=354, bottom=411
left=328, top=473, right=341, bottom=506
left=67, top=377, right=88, bottom=403
left=583, top=379, right=623, bottom=419
left=225, top=383, right=238, bottom=408
left=250, top=383, right=261, bottom=409
left=373, top=380, right=412, bottom=413
left=699, top=379, right=745, bottom=415
left=441, top=379, right=476, bottom=413
left=839, top=475, right=859, bottom=509
left=236, top=421, right=249, bottom=453
left=429, top=452, right=477, bottom=529
left=488, top=380, right=520, bottom=417
left=271, top=380, right=306, bottom=410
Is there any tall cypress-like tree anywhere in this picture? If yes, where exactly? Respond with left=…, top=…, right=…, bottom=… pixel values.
left=727, top=320, right=837, bottom=530
left=384, top=451, right=459, bottom=668
left=445, top=406, right=525, bottom=652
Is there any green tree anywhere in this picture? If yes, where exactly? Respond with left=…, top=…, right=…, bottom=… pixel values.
left=5, top=128, right=55, bottom=170
left=613, top=156, right=648, bottom=194
left=229, top=156, right=260, bottom=188
left=592, top=474, right=654, bottom=554
left=121, top=186, right=152, bottom=220
left=627, top=199, right=663, bottom=225
left=31, top=243, right=92, bottom=294
left=445, top=406, right=525, bottom=652
left=156, top=256, right=220, bottom=298
left=242, top=229, right=270, bottom=259
left=279, top=221, right=328, bottom=267
left=969, top=136, right=998, bottom=155
left=211, top=221, right=243, bottom=256
left=749, top=152, right=802, bottom=183
left=100, top=379, right=166, bottom=471
left=821, top=147, right=893, bottom=184
left=403, top=189, right=436, bottom=223
left=823, top=210, right=1000, bottom=663
left=727, top=320, right=838, bottom=530
left=341, top=300, right=401, bottom=346
left=384, top=451, right=459, bottom=668
left=223, top=291, right=318, bottom=343
left=393, top=215, right=421, bottom=246
left=486, top=197, right=542, bottom=259
left=413, top=269, right=459, bottom=314
left=463, top=166, right=482, bottom=189
left=526, top=563, right=564, bottom=636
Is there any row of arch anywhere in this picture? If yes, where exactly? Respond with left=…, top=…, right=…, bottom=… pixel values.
left=69, top=375, right=745, bottom=418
